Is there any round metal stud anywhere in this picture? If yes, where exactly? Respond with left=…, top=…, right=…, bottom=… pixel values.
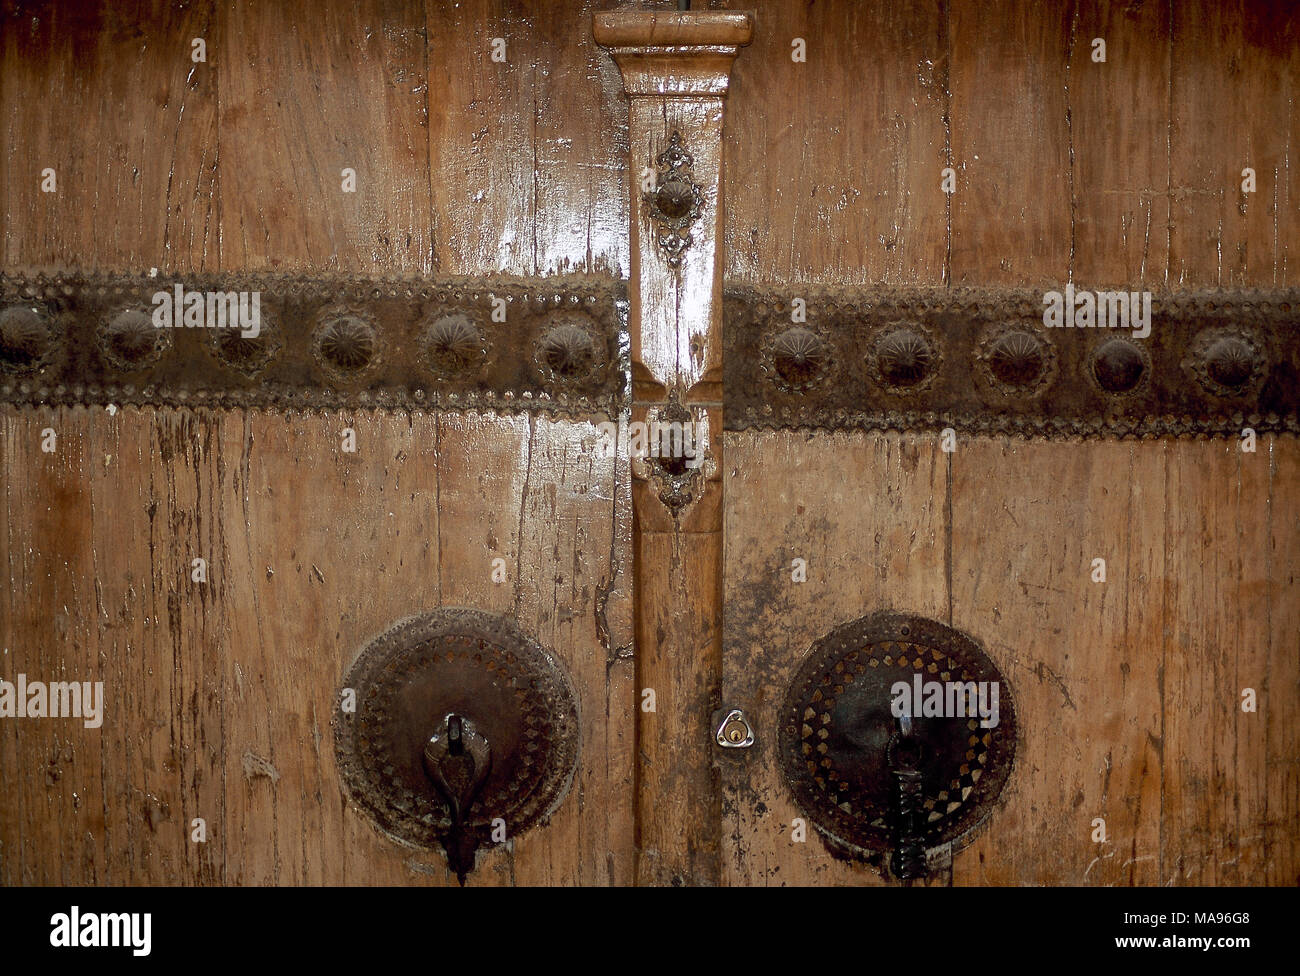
left=422, top=312, right=487, bottom=381
left=1090, top=337, right=1149, bottom=395
left=314, top=312, right=378, bottom=378
left=978, top=326, right=1056, bottom=396
left=535, top=313, right=604, bottom=386
left=98, top=307, right=171, bottom=371
left=1205, top=337, right=1256, bottom=388
left=210, top=313, right=282, bottom=377
left=767, top=326, right=830, bottom=393
left=0, top=303, right=58, bottom=374
left=867, top=323, right=939, bottom=394
left=653, top=180, right=697, bottom=221
left=1187, top=327, right=1265, bottom=397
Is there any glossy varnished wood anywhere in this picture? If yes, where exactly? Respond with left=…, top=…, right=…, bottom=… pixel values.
left=429, top=0, right=629, bottom=276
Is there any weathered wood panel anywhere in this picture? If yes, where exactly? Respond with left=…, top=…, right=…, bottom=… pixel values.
left=428, top=0, right=627, bottom=276
left=0, top=0, right=633, bottom=887
left=722, top=431, right=948, bottom=885
left=724, top=431, right=1297, bottom=886
left=948, top=439, right=1166, bottom=885
left=0, top=0, right=218, bottom=271
left=1168, top=1, right=1299, bottom=287
left=1, top=0, right=1296, bottom=888
left=1159, top=439, right=1276, bottom=884
left=723, top=1, right=948, bottom=287
left=1070, top=0, right=1171, bottom=287
left=948, top=0, right=1072, bottom=287
left=0, top=408, right=632, bottom=885
left=1266, top=442, right=1300, bottom=886
left=1, top=408, right=101, bottom=883
left=718, top=0, right=1298, bottom=887
left=220, top=0, right=432, bottom=273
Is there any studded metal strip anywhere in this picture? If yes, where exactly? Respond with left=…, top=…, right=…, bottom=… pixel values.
left=724, top=285, right=1300, bottom=438
left=8, top=276, right=1299, bottom=436
left=0, top=272, right=627, bottom=417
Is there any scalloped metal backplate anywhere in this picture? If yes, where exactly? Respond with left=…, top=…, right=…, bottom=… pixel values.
left=779, top=611, right=1017, bottom=862
left=334, top=609, right=580, bottom=853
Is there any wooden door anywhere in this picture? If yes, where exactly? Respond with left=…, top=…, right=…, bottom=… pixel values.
left=1, top=0, right=1296, bottom=888
left=717, top=0, right=1299, bottom=886
left=0, top=0, right=635, bottom=887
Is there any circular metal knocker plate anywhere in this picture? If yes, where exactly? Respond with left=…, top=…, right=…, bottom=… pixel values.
left=779, top=611, right=1017, bottom=863
left=334, top=609, right=580, bottom=876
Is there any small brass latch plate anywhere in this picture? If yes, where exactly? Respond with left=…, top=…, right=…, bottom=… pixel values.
left=714, top=707, right=755, bottom=749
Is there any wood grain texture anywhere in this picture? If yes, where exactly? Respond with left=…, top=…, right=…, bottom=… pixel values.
left=1168, top=0, right=1299, bottom=287
left=722, top=0, right=948, bottom=287
left=723, top=432, right=1297, bottom=885
left=948, top=439, right=1166, bottom=886
left=0, top=0, right=218, bottom=271
left=722, top=431, right=947, bottom=886
left=2, top=0, right=1297, bottom=888
left=633, top=528, right=723, bottom=885
left=532, top=1, right=630, bottom=277
left=599, top=10, right=750, bottom=884
left=220, top=0, right=432, bottom=273
left=0, top=407, right=100, bottom=883
left=1159, top=439, right=1275, bottom=884
left=1265, top=440, right=1300, bottom=885
left=623, top=100, right=731, bottom=400
left=1069, top=0, right=1172, bottom=287
left=948, top=0, right=1073, bottom=286
left=428, top=0, right=628, bottom=276
left=721, top=0, right=1300, bottom=291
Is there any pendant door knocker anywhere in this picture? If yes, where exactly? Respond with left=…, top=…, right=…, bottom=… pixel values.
left=779, top=611, right=1018, bottom=881
left=334, top=608, right=580, bottom=884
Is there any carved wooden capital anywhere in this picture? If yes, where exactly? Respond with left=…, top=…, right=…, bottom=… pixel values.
left=596, top=10, right=752, bottom=406
left=593, top=11, right=753, bottom=97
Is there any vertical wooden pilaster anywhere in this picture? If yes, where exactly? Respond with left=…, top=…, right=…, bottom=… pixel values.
left=595, top=10, right=752, bottom=886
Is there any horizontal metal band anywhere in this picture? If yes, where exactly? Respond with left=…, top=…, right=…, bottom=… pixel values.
left=723, top=285, right=1300, bottom=438
left=8, top=275, right=1298, bottom=439
left=0, top=272, right=627, bottom=417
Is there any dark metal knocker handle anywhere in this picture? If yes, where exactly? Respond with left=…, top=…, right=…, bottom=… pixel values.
left=889, top=726, right=927, bottom=883
left=423, top=713, right=492, bottom=885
